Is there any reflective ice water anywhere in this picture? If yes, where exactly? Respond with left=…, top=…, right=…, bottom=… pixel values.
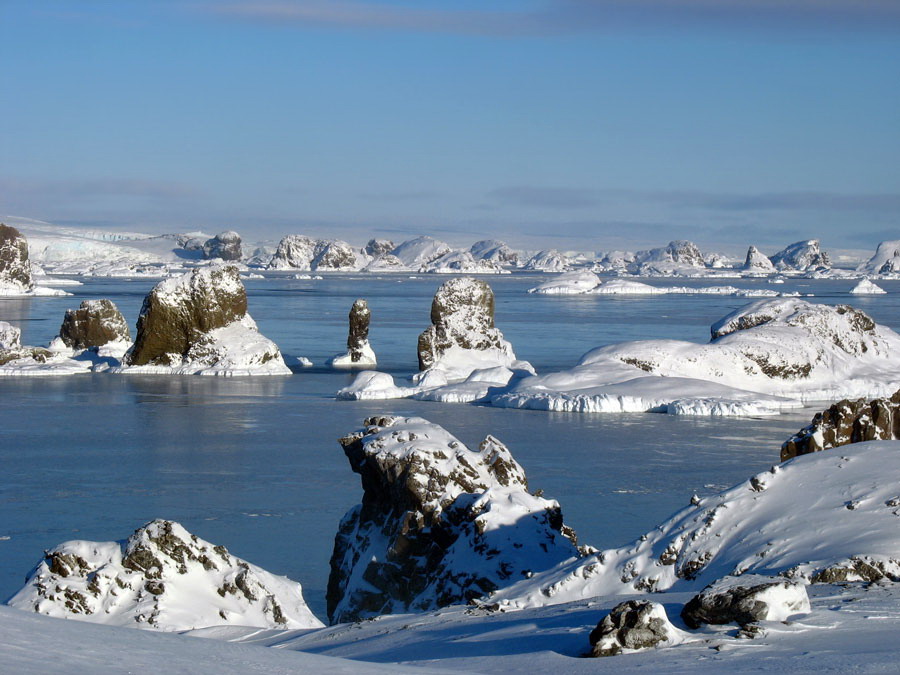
left=1, top=274, right=898, bottom=620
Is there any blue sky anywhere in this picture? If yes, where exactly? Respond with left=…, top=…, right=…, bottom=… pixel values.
left=2, top=0, right=898, bottom=254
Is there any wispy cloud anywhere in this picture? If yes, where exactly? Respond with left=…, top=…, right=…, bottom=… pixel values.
left=204, top=0, right=900, bottom=36
left=0, top=177, right=199, bottom=201
left=357, top=190, right=441, bottom=202
left=486, top=185, right=900, bottom=214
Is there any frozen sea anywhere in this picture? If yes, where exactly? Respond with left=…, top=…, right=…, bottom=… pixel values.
left=2, top=273, right=898, bottom=621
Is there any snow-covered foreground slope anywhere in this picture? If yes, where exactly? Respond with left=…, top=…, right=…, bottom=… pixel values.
left=493, top=299, right=900, bottom=415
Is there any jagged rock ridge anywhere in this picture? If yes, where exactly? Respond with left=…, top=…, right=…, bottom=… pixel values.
left=7, top=519, right=323, bottom=631
left=326, top=416, right=580, bottom=624
left=782, top=390, right=900, bottom=460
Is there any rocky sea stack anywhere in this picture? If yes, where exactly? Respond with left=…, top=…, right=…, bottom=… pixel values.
left=417, top=277, right=512, bottom=370
left=125, top=265, right=289, bottom=374
left=59, top=299, right=130, bottom=350
left=202, top=231, right=242, bottom=261
left=0, top=223, right=34, bottom=293
left=326, top=416, right=580, bottom=624
left=7, top=519, right=323, bottom=631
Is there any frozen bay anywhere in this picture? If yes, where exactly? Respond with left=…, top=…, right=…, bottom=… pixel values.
left=1, top=274, right=898, bottom=621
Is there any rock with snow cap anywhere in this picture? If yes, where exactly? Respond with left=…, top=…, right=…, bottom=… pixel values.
left=58, top=299, right=131, bottom=350
left=329, top=298, right=376, bottom=366
left=589, top=600, right=683, bottom=657
left=416, top=277, right=515, bottom=372
left=781, top=390, right=900, bottom=460
left=202, top=231, right=242, bottom=261
left=0, top=223, right=35, bottom=293
left=742, top=245, right=776, bottom=273
left=326, top=416, right=580, bottom=624
left=680, top=574, right=810, bottom=629
left=858, top=240, right=900, bottom=276
left=770, top=240, right=830, bottom=271
left=364, top=238, right=395, bottom=257
left=7, top=519, right=323, bottom=631
left=124, top=265, right=288, bottom=374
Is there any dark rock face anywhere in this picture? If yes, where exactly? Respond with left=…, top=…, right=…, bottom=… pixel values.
left=126, top=266, right=247, bottom=366
left=59, top=299, right=131, bottom=350
left=681, top=575, right=809, bottom=629
left=326, top=416, right=580, bottom=624
left=202, top=231, right=243, bottom=261
left=347, top=299, right=371, bottom=363
left=811, top=556, right=900, bottom=584
left=416, top=277, right=508, bottom=370
left=0, top=223, right=34, bottom=291
left=364, top=239, right=395, bottom=257
left=589, top=600, right=672, bottom=657
left=781, top=391, right=900, bottom=461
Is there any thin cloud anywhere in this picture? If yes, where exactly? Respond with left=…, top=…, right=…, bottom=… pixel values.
left=487, top=186, right=900, bottom=214
left=0, top=177, right=199, bottom=201
left=204, top=0, right=900, bottom=36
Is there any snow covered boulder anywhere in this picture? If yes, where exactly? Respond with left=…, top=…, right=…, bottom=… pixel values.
left=267, top=235, right=317, bottom=270
left=58, top=299, right=131, bottom=351
left=781, top=391, right=900, bottom=460
left=680, top=575, right=810, bottom=629
left=742, top=245, right=776, bottom=273
left=0, top=223, right=34, bottom=292
left=326, top=416, right=580, bottom=624
left=7, top=519, right=323, bottom=631
left=850, top=278, right=886, bottom=295
left=416, top=277, right=516, bottom=374
left=589, top=600, right=684, bottom=657
left=770, top=240, right=830, bottom=271
left=202, top=231, right=242, bottom=261
left=0, top=321, right=21, bottom=350
left=329, top=298, right=376, bottom=367
left=124, top=265, right=289, bottom=375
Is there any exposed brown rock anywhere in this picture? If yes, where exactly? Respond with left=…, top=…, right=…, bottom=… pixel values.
left=126, top=266, right=247, bottom=366
left=202, top=231, right=242, bottom=261
left=781, top=390, right=900, bottom=461
left=589, top=600, right=672, bottom=657
left=59, top=299, right=130, bottom=350
left=347, top=298, right=370, bottom=363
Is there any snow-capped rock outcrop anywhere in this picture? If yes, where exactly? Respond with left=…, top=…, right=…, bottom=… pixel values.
left=632, top=240, right=706, bottom=275
left=781, top=390, right=900, bottom=461
left=0, top=320, right=94, bottom=375
left=329, top=299, right=376, bottom=367
left=858, top=240, right=900, bottom=276
left=8, top=519, right=323, bottom=631
left=0, top=223, right=34, bottom=293
left=589, top=600, right=685, bottom=657
left=491, top=439, right=900, bottom=608
left=364, top=239, right=395, bottom=257
left=469, top=240, right=519, bottom=266
left=522, top=249, right=569, bottom=272
left=326, top=416, right=580, bottom=624
left=416, top=277, right=516, bottom=375
left=390, top=236, right=452, bottom=269
left=124, top=265, right=289, bottom=375
left=0, top=321, right=20, bottom=350
left=492, top=299, right=900, bottom=414
left=58, top=299, right=131, bottom=351
left=770, top=240, right=830, bottom=271
left=742, top=245, right=776, bottom=273
left=202, top=231, right=242, bottom=261
left=680, top=575, right=810, bottom=629
left=850, top=278, right=886, bottom=295
left=267, top=235, right=365, bottom=271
